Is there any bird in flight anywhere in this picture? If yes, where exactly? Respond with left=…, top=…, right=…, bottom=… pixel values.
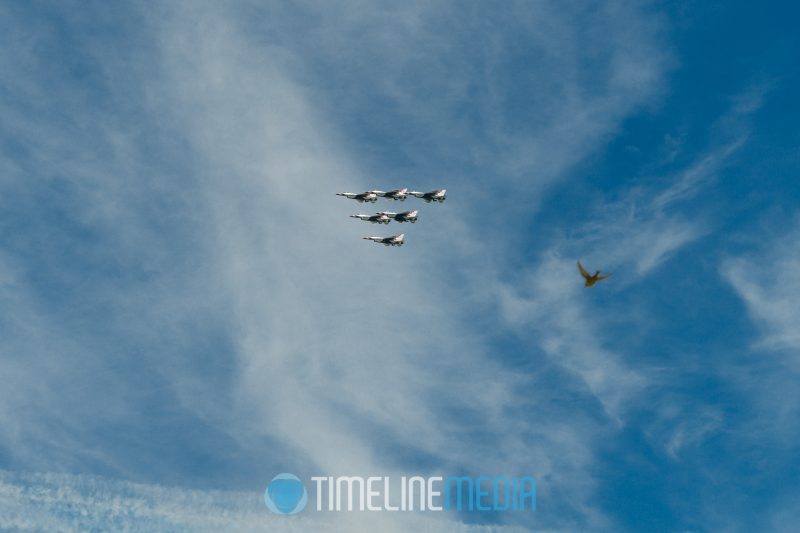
left=578, top=261, right=611, bottom=287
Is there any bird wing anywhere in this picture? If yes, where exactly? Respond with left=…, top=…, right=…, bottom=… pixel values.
left=597, top=273, right=612, bottom=281
left=577, top=261, right=591, bottom=279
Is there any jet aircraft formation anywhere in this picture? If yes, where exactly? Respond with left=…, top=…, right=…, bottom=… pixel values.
left=336, top=188, right=446, bottom=246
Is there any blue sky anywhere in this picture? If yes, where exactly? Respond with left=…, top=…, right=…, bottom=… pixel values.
left=1, top=1, right=799, bottom=531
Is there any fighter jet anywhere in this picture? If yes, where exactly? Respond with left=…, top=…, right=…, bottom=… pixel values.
left=350, top=213, right=391, bottom=224
left=363, top=234, right=405, bottom=247
left=409, top=189, right=446, bottom=203
left=370, top=188, right=409, bottom=201
left=578, top=261, right=611, bottom=287
left=336, top=191, right=378, bottom=203
left=379, top=210, right=418, bottom=223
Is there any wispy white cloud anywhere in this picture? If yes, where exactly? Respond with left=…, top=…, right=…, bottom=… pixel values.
left=1, top=470, right=550, bottom=533
left=643, top=400, right=724, bottom=461
left=580, top=78, right=767, bottom=279
left=576, top=138, right=747, bottom=278
left=720, top=221, right=800, bottom=451
left=724, top=229, right=800, bottom=353
left=651, top=138, right=746, bottom=211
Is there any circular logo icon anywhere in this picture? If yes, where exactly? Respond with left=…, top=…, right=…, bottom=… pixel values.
left=264, top=473, right=308, bottom=515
